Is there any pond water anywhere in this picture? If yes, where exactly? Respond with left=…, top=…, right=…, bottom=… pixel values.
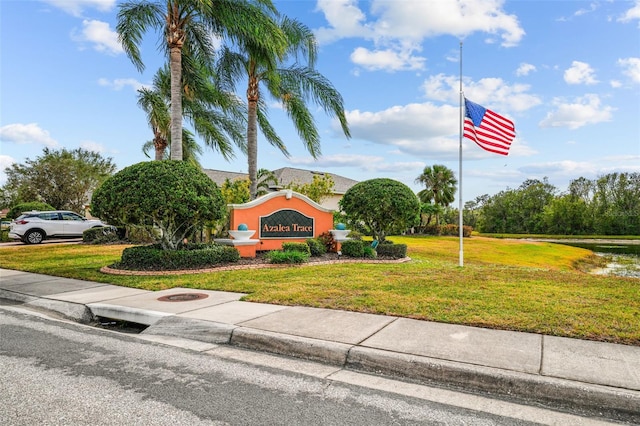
left=555, top=241, right=640, bottom=278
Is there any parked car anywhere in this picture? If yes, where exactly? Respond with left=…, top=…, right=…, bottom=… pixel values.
left=8, top=210, right=108, bottom=244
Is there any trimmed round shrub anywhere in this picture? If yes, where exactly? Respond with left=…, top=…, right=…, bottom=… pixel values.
left=117, top=244, right=239, bottom=270
left=91, top=161, right=226, bottom=250
left=339, top=178, right=420, bottom=242
left=376, top=243, right=408, bottom=259
left=341, top=239, right=364, bottom=257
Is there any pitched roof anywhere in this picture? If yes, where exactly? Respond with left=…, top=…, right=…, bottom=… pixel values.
left=271, top=167, right=358, bottom=194
left=202, top=167, right=358, bottom=194
left=203, top=169, right=248, bottom=187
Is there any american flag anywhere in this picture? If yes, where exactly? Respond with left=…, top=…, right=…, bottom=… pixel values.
left=463, top=98, right=516, bottom=156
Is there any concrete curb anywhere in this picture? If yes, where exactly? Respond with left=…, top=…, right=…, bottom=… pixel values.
left=230, top=327, right=352, bottom=366
left=0, top=289, right=94, bottom=323
left=142, top=316, right=236, bottom=345
left=346, top=346, right=640, bottom=423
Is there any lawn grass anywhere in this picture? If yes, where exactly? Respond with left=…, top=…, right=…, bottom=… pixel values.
left=0, top=236, right=638, bottom=345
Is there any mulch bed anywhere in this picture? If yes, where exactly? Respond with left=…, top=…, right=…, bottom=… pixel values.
left=100, top=252, right=411, bottom=276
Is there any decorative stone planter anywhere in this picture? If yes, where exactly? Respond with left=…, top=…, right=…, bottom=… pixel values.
left=215, top=229, right=259, bottom=257
left=228, top=230, right=256, bottom=241
left=329, top=229, right=351, bottom=241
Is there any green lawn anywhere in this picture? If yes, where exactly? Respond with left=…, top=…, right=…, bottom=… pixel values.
left=1, top=236, right=638, bottom=345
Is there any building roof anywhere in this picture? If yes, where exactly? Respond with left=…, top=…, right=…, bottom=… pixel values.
left=202, top=167, right=359, bottom=195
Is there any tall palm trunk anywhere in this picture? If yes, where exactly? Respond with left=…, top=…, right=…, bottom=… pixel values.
left=169, top=45, right=183, bottom=161
left=247, top=70, right=260, bottom=199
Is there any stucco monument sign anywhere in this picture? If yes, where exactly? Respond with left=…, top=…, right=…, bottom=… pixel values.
left=216, top=190, right=334, bottom=257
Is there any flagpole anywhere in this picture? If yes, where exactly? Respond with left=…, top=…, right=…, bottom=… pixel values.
left=458, top=41, right=464, bottom=268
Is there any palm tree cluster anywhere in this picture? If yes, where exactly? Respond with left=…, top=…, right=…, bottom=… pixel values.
left=117, top=0, right=351, bottom=199
left=415, top=164, right=458, bottom=225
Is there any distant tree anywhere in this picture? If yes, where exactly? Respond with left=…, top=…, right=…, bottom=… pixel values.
left=542, top=195, right=590, bottom=235
left=339, top=178, right=420, bottom=242
left=1, top=148, right=116, bottom=212
left=91, top=161, right=226, bottom=250
left=415, top=164, right=458, bottom=225
left=220, top=178, right=250, bottom=204
left=479, top=178, right=557, bottom=234
left=6, top=202, right=56, bottom=220
left=592, top=172, right=640, bottom=235
left=285, top=174, right=335, bottom=204
left=255, top=168, right=278, bottom=197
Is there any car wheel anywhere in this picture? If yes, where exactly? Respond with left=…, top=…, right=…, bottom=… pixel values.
left=24, top=229, right=45, bottom=244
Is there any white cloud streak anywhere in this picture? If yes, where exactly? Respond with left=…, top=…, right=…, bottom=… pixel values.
left=539, top=94, right=614, bottom=129
left=0, top=123, right=59, bottom=147
left=42, top=0, right=116, bottom=17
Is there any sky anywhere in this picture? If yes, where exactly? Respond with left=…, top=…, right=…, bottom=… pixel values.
left=1, top=0, right=639, bottom=205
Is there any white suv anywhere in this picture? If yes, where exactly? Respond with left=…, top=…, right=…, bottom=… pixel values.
left=8, top=210, right=107, bottom=244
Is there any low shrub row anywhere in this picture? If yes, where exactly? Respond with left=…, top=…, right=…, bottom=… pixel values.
left=116, top=243, right=240, bottom=270
left=340, top=239, right=377, bottom=258
left=266, top=250, right=310, bottom=264
left=421, top=224, right=473, bottom=237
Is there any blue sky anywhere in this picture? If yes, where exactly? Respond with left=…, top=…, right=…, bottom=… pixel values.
left=1, top=0, right=639, bottom=204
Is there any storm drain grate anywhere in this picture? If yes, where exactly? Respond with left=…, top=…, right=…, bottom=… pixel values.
left=157, top=293, right=209, bottom=302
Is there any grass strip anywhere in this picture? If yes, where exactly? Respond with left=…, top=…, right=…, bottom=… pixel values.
left=0, top=236, right=637, bottom=345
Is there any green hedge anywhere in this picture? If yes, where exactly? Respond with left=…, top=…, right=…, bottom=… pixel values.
left=266, top=250, right=310, bottom=264
left=117, top=244, right=239, bottom=270
left=83, top=226, right=119, bottom=244
left=282, top=242, right=311, bottom=255
left=305, top=238, right=326, bottom=256
left=341, top=239, right=364, bottom=257
left=376, top=243, right=408, bottom=258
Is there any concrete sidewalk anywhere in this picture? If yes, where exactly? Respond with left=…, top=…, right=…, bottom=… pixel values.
left=1, top=267, right=638, bottom=423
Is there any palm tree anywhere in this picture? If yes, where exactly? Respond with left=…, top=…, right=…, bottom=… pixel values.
left=214, top=16, right=351, bottom=199
left=117, top=0, right=286, bottom=161
left=138, top=63, right=246, bottom=163
left=256, top=168, right=278, bottom=197
left=415, top=164, right=458, bottom=225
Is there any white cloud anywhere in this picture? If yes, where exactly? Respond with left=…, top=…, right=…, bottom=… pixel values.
left=314, top=0, right=524, bottom=73
left=539, top=94, right=614, bottom=129
left=519, top=160, right=598, bottom=177
left=519, top=156, right=640, bottom=180
left=564, top=61, right=598, bottom=85
left=0, top=155, right=16, bottom=186
left=0, top=123, right=59, bottom=147
left=350, top=47, right=425, bottom=72
left=42, top=0, right=116, bottom=17
left=516, top=63, right=536, bottom=76
left=98, top=78, right=148, bottom=91
left=288, top=153, right=424, bottom=174
left=79, top=141, right=106, bottom=153
left=72, top=19, right=123, bottom=55
left=618, top=0, right=640, bottom=26
left=618, top=57, right=640, bottom=84
left=421, top=74, right=542, bottom=112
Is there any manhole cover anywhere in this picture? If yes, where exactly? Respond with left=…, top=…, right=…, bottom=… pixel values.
left=157, top=293, right=209, bottom=302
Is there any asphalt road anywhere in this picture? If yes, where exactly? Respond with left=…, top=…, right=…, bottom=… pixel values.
left=0, top=302, right=619, bottom=426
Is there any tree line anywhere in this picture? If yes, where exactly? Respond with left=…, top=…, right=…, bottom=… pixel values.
left=462, top=173, right=640, bottom=235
